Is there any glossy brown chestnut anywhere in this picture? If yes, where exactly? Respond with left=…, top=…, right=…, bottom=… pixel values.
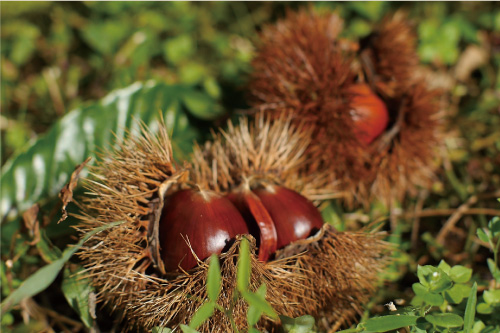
left=348, top=83, right=389, bottom=145
left=252, top=185, right=324, bottom=249
left=159, top=188, right=249, bottom=272
left=226, top=188, right=278, bottom=262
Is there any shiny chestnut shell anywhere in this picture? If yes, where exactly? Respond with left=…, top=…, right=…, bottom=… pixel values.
left=348, top=83, right=389, bottom=145
left=252, top=185, right=324, bottom=249
left=226, top=189, right=278, bottom=262
left=159, top=188, right=249, bottom=272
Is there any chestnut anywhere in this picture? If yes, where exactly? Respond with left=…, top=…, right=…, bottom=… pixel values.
left=226, top=187, right=278, bottom=262
left=252, top=185, right=324, bottom=249
left=348, top=83, right=389, bottom=145
left=159, top=188, right=249, bottom=272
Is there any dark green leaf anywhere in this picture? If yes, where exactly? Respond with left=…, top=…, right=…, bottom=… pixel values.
left=206, top=255, right=221, bottom=302
left=181, top=90, right=225, bottom=121
left=449, top=265, right=473, bottom=283
left=188, top=302, right=215, bottom=329
left=241, top=291, right=277, bottom=320
left=488, top=216, right=500, bottom=237
left=1, top=82, right=201, bottom=222
left=463, top=282, right=477, bottom=332
left=364, top=315, right=420, bottom=332
left=61, top=267, right=94, bottom=328
left=36, top=230, right=63, bottom=263
left=280, top=315, right=316, bottom=333
left=0, top=220, right=124, bottom=311
left=237, top=237, right=251, bottom=292
left=425, top=313, right=463, bottom=328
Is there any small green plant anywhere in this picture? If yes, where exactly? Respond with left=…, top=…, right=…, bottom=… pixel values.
left=153, top=237, right=317, bottom=332
left=338, top=214, right=500, bottom=333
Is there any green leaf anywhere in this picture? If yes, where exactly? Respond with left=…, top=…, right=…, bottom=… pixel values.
left=188, top=302, right=215, bottom=329
left=437, top=260, right=451, bottom=275
left=471, top=320, right=485, bottom=333
left=0, top=220, right=124, bottom=312
left=61, top=266, right=94, bottom=328
left=364, top=315, right=420, bottom=332
left=206, top=255, right=221, bottom=302
left=449, top=265, right=473, bottom=283
left=181, top=90, right=225, bottom=121
left=152, top=327, right=172, bottom=333
left=477, top=228, right=490, bottom=244
left=81, top=20, right=131, bottom=55
left=417, top=265, right=453, bottom=293
left=463, top=282, right=477, bottom=332
left=247, top=284, right=267, bottom=326
left=476, top=302, right=493, bottom=314
left=280, top=315, right=316, bottom=333
left=483, top=289, right=500, bottom=305
left=412, top=283, right=444, bottom=306
left=163, top=34, right=194, bottom=65
left=447, top=283, right=471, bottom=304
left=241, top=291, right=277, bottom=320
left=488, top=216, right=500, bottom=237
left=237, top=237, right=251, bottom=292
left=1, top=82, right=202, bottom=222
left=36, top=230, right=63, bottom=263
left=425, top=313, right=464, bottom=328
left=180, top=324, right=200, bottom=333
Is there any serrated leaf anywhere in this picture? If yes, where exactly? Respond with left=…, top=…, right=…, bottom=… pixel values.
left=280, top=315, right=316, bottom=333
left=241, top=291, right=277, bottom=320
left=1, top=82, right=202, bottom=222
left=188, top=301, right=215, bottom=329
left=425, top=313, right=463, bottom=328
left=463, top=282, right=477, bottom=332
left=450, top=265, right=473, bottom=283
left=206, top=255, right=221, bottom=302
left=61, top=266, right=94, bottom=328
left=0, top=220, right=124, bottom=312
left=364, top=315, right=419, bottom=332
left=237, top=237, right=251, bottom=292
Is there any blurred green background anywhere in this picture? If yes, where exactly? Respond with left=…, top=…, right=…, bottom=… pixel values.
left=1, top=1, right=499, bottom=332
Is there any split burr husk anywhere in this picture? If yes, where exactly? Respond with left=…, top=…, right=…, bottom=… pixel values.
left=249, top=9, right=448, bottom=206
left=75, top=114, right=389, bottom=332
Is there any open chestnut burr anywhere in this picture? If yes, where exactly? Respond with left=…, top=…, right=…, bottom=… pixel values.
left=249, top=9, right=446, bottom=206
left=76, top=113, right=388, bottom=332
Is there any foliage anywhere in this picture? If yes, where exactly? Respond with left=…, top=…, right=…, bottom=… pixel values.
left=1, top=2, right=499, bottom=332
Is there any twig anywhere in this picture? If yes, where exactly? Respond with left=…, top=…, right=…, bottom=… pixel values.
left=436, top=191, right=500, bottom=245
